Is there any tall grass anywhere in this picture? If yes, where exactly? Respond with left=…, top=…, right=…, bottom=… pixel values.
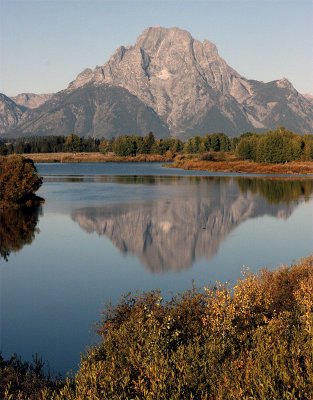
left=168, top=157, right=313, bottom=174
left=25, top=152, right=171, bottom=163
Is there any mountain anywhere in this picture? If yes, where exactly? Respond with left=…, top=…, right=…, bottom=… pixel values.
left=66, top=26, right=313, bottom=137
left=304, top=94, right=313, bottom=105
left=7, top=84, right=169, bottom=138
left=0, top=94, right=26, bottom=134
left=4, top=26, right=313, bottom=138
left=0, top=92, right=53, bottom=135
left=11, top=93, right=53, bottom=109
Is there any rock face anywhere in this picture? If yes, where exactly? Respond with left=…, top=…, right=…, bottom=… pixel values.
left=3, top=26, right=313, bottom=137
left=304, top=94, right=313, bottom=105
left=0, top=94, right=26, bottom=134
left=11, top=93, right=53, bottom=109
left=66, top=26, right=313, bottom=137
left=71, top=178, right=298, bottom=273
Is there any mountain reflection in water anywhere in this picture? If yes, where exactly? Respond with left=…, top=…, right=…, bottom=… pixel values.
left=71, top=178, right=313, bottom=273
left=0, top=207, right=42, bottom=261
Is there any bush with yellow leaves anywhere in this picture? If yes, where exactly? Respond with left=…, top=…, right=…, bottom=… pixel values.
left=2, top=256, right=313, bottom=399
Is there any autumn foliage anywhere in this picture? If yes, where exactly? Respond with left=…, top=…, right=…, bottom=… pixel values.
left=2, top=257, right=313, bottom=399
left=69, top=257, right=313, bottom=400
left=0, top=155, right=43, bottom=208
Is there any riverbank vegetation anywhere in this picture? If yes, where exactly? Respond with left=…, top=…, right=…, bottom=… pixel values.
left=21, top=152, right=171, bottom=164
left=168, top=156, right=313, bottom=174
left=0, top=155, right=43, bottom=208
left=1, top=256, right=313, bottom=399
left=1, top=128, right=313, bottom=163
left=1, top=128, right=313, bottom=174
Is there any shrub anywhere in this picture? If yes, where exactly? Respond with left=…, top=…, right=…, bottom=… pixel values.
left=0, top=155, right=43, bottom=208
left=0, top=353, right=63, bottom=400
left=2, top=257, right=313, bottom=399
left=70, top=257, right=313, bottom=400
left=200, top=152, right=215, bottom=161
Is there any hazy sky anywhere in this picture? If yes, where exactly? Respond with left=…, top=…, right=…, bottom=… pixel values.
left=1, top=0, right=312, bottom=96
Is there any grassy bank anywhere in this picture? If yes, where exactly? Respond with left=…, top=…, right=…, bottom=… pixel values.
left=167, top=155, right=313, bottom=174
left=1, top=256, right=313, bottom=399
left=24, top=152, right=313, bottom=174
left=25, top=152, right=171, bottom=163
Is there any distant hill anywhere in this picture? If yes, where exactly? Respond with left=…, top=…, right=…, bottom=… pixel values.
left=7, top=84, right=170, bottom=139
left=11, top=93, right=53, bottom=109
left=0, top=94, right=26, bottom=134
left=2, top=26, right=313, bottom=138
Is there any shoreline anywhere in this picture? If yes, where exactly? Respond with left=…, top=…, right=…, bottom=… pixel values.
left=11, top=152, right=313, bottom=175
left=165, top=159, right=313, bottom=175
left=24, top=152, right=171, bottom=163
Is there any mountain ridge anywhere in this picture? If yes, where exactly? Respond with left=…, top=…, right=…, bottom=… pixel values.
left=11, top=93, right=53, bottom=109
left=2, top=26, right=313, bottom=138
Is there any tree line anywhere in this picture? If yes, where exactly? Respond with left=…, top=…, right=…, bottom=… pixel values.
left=1, top=127, right=313, bottom=163
left=236, top=127, right=313, bottom=163
left=0, top=135, right=100, bottom=155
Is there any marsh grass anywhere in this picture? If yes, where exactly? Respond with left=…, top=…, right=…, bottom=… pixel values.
left=2, top=257, right=313, bottom=399
left=167, top=156, right=313, bottom=174
left=24, top=151, right=313, bottom=174
left=25, top=152, right=171, bottom=163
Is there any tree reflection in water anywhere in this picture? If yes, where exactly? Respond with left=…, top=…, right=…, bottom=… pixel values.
left=236, top=178, right=313, bottom=204
left=0, top=206, right=42, bottom=261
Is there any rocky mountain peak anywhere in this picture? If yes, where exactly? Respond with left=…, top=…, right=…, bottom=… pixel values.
left=135, top=26, right=193, bottom=53
left=66, top=26, right=248, bottom=137
left=0, top=93, right=26, bottom=134
left=3, top=26, right=313, bottom=138
left=11, top=92, right=53, bottom=109
left=74, top=68, right=93, bottom=85
left=276, top=77, right=295, bottom=91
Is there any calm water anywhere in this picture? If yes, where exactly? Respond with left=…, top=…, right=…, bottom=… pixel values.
left=1, top=162, right=312, bottom=375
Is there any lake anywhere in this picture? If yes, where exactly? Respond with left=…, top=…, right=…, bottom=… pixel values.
left=0, top=162, right=312, bottom=375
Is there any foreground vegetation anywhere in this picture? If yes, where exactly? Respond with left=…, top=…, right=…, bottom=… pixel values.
left=1, top=256, right=313, bottom=399
left=0, top=155, right=43, bottom=208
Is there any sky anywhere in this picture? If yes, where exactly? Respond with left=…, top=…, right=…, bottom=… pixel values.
left=0, top=0, right=312, bottom=97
